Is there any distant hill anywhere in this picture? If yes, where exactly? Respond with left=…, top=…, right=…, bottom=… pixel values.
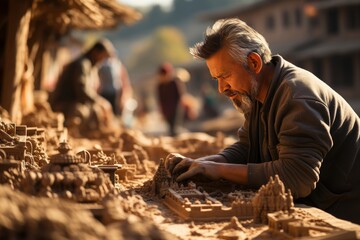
left=104, top=0, right=247, bottom=75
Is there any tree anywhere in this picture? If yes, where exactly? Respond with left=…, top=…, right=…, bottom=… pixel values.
left=127, top=26, right=192, bottom=76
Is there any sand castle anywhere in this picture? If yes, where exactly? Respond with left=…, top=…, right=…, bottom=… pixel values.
left=0, top=111, right=359, bottom=239
left=20, top=141, right=116, bottom=203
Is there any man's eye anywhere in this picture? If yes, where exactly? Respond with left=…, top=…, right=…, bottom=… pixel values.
left=212, top=77, right=218, bottom=81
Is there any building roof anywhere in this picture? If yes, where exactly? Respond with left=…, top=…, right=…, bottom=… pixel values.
left=201, top=0, right=360, bottom=22
left=313, top=0, right=360, bottom=10
left=292, top=38, right=360, bottom=60
left=31, top=0, right=142, bottom=35
left=199, top=0, right=275, bottom=21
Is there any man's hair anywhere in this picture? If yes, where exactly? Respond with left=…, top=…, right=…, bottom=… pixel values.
left=89, top=38, right=116, bottom=56
left=158, top=62, right=174, bottom=75
left=190, top=18, right=272, bottom=66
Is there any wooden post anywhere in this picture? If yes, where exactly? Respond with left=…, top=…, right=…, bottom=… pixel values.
left=1, top=0, right=32, bottom=123
left=28, top=25, right=47, bottom=91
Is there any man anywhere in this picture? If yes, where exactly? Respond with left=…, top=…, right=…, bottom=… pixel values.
left=98, top=56, right=133, bottom=116
left=165, top=18, right=360, bottom=224
left=49, top=39, right=115, bottom=135
left=156, top=62, right=186, bottom=136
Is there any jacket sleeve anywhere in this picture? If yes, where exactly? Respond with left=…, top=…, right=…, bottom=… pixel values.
left=248, top=97, right=333, bottom=199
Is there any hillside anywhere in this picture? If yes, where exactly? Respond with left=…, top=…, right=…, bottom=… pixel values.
left=104, top=0, right=247, bottom=77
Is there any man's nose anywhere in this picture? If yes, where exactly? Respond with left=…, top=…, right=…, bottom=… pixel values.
left=217, top=80, right=229, bottom=94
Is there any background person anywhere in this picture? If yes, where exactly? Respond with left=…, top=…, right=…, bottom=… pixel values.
left=49, top=38, right=115, bottom=135
left=156, top=62, right=186, bottom=136
left=97, top=55, right=134, bottom=116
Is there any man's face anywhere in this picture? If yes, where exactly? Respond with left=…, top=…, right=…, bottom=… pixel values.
left=206, top=47, right=259, bottom=114
left=94, top=50, right=110, bottom=65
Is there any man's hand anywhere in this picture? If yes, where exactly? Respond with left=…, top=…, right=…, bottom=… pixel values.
left=175, top=160, right=221, bottom=182
left=164, top=153, right=227, bottom=182
left=165, top=153, right=191, bottom=176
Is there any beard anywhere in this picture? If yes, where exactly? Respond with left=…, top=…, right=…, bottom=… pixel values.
left=231, top=94, right=252, bottom=114
left=227, top=75, right=259, bottom=115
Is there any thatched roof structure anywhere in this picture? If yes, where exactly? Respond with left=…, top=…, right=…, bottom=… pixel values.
left=31, top=0, right=142, bottom=35
left=1, top=0, right=142, bottom=122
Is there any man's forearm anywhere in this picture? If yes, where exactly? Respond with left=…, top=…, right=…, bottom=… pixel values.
left=217, top=163, right=248, bottom=185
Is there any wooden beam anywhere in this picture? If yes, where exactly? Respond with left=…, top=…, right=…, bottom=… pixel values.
left=2, top=0, right=32, bottom=123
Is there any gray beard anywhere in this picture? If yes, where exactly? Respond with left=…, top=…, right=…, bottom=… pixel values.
left=232, top=76, right=259, bottom=115
left=232, top=95, right=252, bottom=114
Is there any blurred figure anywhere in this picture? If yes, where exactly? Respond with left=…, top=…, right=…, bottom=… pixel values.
left=97, top=56, right=134, bottom=117
left=156, top=62, right=186, bottom=136
left=200, top=82, right=220, bottom=119
left=175, top=67, right=199, bottom=124
left=49, top=39, right=115, bottom=135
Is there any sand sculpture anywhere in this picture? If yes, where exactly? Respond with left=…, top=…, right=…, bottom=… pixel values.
left=89, top=149, right=122, bottom=186
left=143, top=158, right=257, bottom=221
left=118, top=129, right=235, bottom=166
left=216, top=216, right=247, bottom=239
left=0, top=122, right=27, bottom=162
left=0, top=107, right=11, bottom=121
left=88, top=143, right=157, bottom=185
left=252, top=174, right=294, bottom=224
left=21, top=91, right=64, bottom=130
left=0, top=184, right=176, bottom=240
left=0, top=119, right=49, bottom=185
left=146, top=131, right=232, bottom=163
left=0, top=159, right=24, bottom=189
left=161, top=184, right=254, bottom=221
left=142, top=158, right=359, bottom=239
left=146, top=157, right=259, bottom=221
left=165, top=131, right=228, bottom=159
left=1, top=103, right=360, bottom=240
left=19, top=141, right=116, bottom=203
left=267, top=211, right=357, bottom=239
left=0, top=184, right=110, bottom=240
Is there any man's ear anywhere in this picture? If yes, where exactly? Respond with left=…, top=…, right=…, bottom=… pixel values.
left=247, top=52, right=262, bottom=74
